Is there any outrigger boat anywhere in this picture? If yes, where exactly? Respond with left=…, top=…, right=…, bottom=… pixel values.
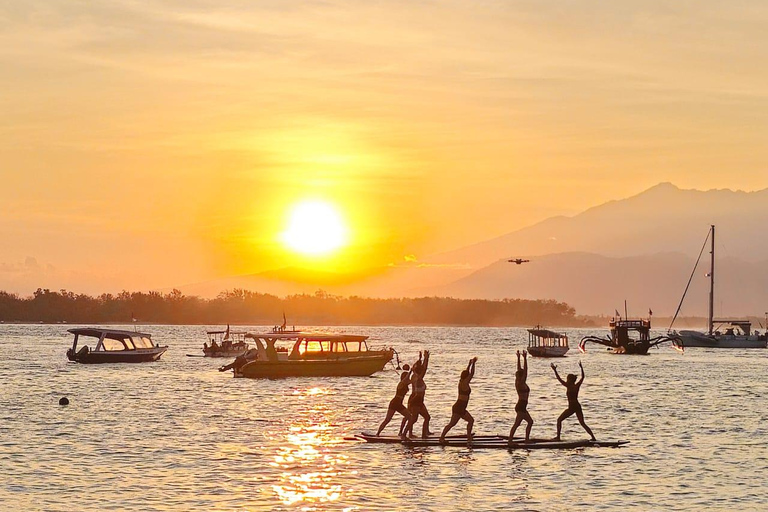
left=220, top=330, right=394, bottom=378
left=66, top=328, right=167, bottom=364
left=526, top=326, right=569, bottom=357
left=580, top=316, right=679, bottom=355
left=671, top=225, right=768, bottom=349
left=203, top=326, right=249, bottom=358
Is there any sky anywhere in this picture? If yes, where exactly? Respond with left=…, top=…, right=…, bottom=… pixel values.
left=2, top=0, right=768, bottom=294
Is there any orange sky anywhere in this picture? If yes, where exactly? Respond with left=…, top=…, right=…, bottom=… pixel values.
left=2, top=1, right=768, bottom=293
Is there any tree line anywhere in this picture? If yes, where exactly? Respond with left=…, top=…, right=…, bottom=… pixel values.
left=0, top=288, right=592, bottom=326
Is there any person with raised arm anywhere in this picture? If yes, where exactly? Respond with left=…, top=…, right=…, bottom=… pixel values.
left=509, top=350, right=534, bottom=444
left=439, top=357, right=477, bottom=444
left=551, top=360, right=596, bottom=441
left=376, top=364, right=412, bottom=437
left=401, top=350, right=433, bottom=438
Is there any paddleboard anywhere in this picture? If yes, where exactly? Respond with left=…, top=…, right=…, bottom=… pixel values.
left=356, top=433, right=628, bottom=449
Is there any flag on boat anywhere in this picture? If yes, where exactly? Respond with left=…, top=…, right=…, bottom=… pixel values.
left=648, top=308, right=653, bottom=317
left=281, top=312, right=287, bottom=331
left=614, top=309, right=621, bottom=319
left=224, top=324, right=230, bottom=341
left=131, top=312, right=137, bottom=323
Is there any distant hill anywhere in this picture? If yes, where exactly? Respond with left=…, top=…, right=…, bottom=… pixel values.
left=427, top=251, right=768, bottom=316
left=428, top=183, right=768, bottom=268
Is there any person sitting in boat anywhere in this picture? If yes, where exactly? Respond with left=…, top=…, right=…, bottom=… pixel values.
left=376, top=364, right=412, bottom=437
left=509, top=350, right=533, bottom=444
left=551, top=361, right=596, bottom=441
left=439, top=357, right=477, bottom=444
left=400, top=351, right=433, bottom=438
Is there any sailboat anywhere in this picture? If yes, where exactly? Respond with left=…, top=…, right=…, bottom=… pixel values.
left=672, top=225, right=767, bottom=348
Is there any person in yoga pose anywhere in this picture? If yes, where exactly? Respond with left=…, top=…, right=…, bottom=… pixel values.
left=400, top=351, right=432, bottom=438
left=376, top=364, right=412, bottom=437
left=509, top=350, right=533, bottom=444
left=551, top=361, right=596, bottom=441
left=439, top=357, right=477, bottom=443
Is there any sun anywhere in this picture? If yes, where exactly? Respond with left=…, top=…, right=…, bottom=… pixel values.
left=280, top=200, right=348, bottom=256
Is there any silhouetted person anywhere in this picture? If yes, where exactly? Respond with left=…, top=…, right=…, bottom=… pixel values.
left=509, top=350, right=533, bottom=443
left=400, top=351, right=433, bottom=438
left=439, top=357, right=477, bottom=443
left=551, top=361, right=596, bottom=441
left=377, top=365, right=412, bottom=437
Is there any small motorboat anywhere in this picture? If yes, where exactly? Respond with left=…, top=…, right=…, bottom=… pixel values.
left=203, top=326, right=249, bottom=357
left=220, top=330, right=394, bottom=378
left=66, top=328, right=167, bottom=364
left=526, top=326, right=569, bottom=357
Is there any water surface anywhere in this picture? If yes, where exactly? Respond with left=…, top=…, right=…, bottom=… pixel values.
left=1, top=324, right=766, bottom=511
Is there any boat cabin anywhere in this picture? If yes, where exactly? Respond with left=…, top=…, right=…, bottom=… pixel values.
left=712, top=319, right=753, bottom=337
left=244, top=332, right=373, bottom=361
left=527, top=327, right=569, bottom=357
left=609, top=318, right=651, bottom=345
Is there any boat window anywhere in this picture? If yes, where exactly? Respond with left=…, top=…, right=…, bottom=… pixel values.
left=333, top=342, right=347, bottom=352
left=133, top=336, right=152, bottom=349
left=102, top=338, right=126, bottom=351
left=305, top=341, right=323, bottom=352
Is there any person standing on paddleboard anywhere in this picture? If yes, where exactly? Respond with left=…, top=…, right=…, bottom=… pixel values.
left=439, top=357, right=477, bottom=444
left=509, top=350, right=534, bottom=444
left=376, top=364, right=412, bottom=437
left=551, top=361, right=596, bottom=441
left=400, top=350, right=433, bottom=438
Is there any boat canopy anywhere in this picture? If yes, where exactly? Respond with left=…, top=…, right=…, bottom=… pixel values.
left=246, top=332, right=369, bottom=342
left=68, top=328, right=152, bottom=339
left=68, top=328, right=155, bottom=351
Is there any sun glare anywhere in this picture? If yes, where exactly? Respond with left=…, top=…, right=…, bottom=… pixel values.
left=280, top=201, right=348, bottom=256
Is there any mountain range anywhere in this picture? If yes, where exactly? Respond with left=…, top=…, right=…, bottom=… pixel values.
left=178, top=183, right=768, bottom=315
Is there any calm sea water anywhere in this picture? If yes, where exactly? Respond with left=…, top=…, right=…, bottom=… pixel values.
left=1, top=324, right=767, bottom=511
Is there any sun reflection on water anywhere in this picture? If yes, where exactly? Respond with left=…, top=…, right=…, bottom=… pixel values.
left=271, top=387, right=352, bottom=509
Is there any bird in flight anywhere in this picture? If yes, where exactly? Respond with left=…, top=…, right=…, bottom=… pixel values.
left=508, top=258, right=530, bottom=265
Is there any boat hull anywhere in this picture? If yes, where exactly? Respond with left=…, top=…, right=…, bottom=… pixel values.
left=236, top=354, right=391, bottom=378
left=528, top=346, right=569, bottom=357
left=677, top=331, right=767, bottom=349
left=67, top=347, right=167, bottom=364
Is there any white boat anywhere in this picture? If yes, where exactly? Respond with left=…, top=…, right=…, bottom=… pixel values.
left=672, top=225, right=768, bottom=349
left=526, top=327, right=569, bottom=357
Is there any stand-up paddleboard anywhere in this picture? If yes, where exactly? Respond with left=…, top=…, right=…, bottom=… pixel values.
left=356, top=433, right=628, bottom=449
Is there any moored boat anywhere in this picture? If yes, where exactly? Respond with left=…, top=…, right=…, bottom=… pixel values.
left=580, top=316, right=679, bottom=355
left=526, top=326, right=569, bottom=357
left=671, top=225, right=768, bottom=349
left=221, top=331, right=394, bottom=378
left=66, top=328, right=167, bottom=364
left=203, top=326, right=249, bottom=357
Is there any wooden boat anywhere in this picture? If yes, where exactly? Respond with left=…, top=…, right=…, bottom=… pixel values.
left=527, top=326, right=569, bottom=357
left=66, top=328, right=167, bottom=364
left=672, top=225, right=768, bottom=349
left=224, top=331, right=394, bottom=378
left=203, top=326, right=249, bottom=357
left=355, top=433, right=628, bottom=450
left=580, top=316, right=679, bottom=355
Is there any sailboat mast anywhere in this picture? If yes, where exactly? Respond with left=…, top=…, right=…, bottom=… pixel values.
left=708, top=224, right=715, bottom=335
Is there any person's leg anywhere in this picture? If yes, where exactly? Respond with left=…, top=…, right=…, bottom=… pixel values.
left=463, top=411, right=474, bottom=439
left=509, top=414, right=523, bottom=441
left=420, top=406, right=432, bottom=437
left=524, top=412, right=534, bottom=441
left=439, top=414, right=460, bottom=442
left=377, top=408, right=395, bottom=436
left=555, top=408, right=574, bottom=440
left=575, top=408, right=596, bottom=441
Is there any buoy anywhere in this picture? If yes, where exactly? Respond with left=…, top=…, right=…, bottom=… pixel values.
left=59, top=397, right=69, bottom=406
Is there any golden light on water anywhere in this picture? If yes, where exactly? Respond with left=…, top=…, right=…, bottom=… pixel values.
left=270, top=387, right=352, bottom=509
left=280, top=201, right=348, bottom=256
